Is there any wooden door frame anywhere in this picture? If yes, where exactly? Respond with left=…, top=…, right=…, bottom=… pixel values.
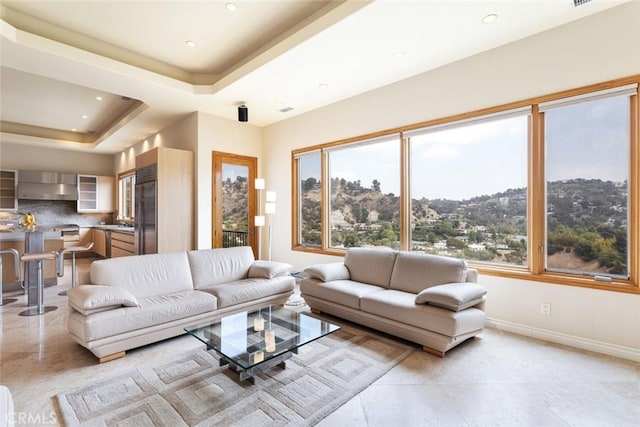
left=212, top=151, right=259, bottom=258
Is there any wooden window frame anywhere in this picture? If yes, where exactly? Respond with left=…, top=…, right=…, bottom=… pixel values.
left=291, top=75, right=640, bottom=294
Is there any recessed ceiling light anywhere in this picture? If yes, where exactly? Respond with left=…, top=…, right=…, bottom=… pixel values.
left=482, top=13, right=498, bottom=24
left=185, top=40, right=197, bottom=48
left=95, top=96, right=103, bottom=101
left=81, top=114, right=88, bottom=119
left=318, top=83, right=329, bottom=89
left=394, top=51, right=406, bottom=59
left=225, top=2, right=237, bottom=12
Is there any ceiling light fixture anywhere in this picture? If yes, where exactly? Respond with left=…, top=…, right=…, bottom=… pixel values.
left=394, top=51, right=406, bottom=59
left=185, top=40, right=197, bottom=48
left=71, top=128, right=77, bottom=132
left=318, top=83, right=329, bottom=89
left=482, top=13, right=498, bottom=24
left=81, top=114, right=88, bottom=119
left=225, top=2, right=237, bottom=12
left=95, top=96, right=103, bottom=101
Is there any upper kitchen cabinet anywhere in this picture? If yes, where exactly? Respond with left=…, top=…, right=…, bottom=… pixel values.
left=77, top=175, right=115, bottom=213
left=0, top=170, right=17, bottom=211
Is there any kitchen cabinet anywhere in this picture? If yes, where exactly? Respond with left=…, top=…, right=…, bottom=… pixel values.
left=110, top=231, right=135, bottom=257
left=79, top=227, right=92, bottom=246
left=0, top=170, right=17, bottom=211
left=135, top=147, right=193, bottom=253
left=91, top=228, right=107, bottom=257
left=77, top=175, right=115, bottom=213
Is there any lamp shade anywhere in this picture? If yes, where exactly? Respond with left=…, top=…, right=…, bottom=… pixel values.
left=266, top=191, right=277, bottom=203
left=265, top=202, right=276, bottom=214
left=254, top=215, right=265, bottom=226
left=254, top=178, right=265, bottom=190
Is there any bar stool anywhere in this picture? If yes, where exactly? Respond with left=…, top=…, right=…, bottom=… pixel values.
left=18, top=251, right=58, bottom=316
left=0, top=248, right=20, bottom=306
left=56, top=242, right=94, bottom=296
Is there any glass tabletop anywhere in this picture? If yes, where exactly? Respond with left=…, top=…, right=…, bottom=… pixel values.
left=184, top=305, right=340, bottom=370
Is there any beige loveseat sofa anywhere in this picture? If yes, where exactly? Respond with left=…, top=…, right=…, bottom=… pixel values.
left=67, top=246, right=294, bottom=362
left=301, top=248, right=486, bottom=356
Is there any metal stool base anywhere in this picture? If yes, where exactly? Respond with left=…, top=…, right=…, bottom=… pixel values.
left=18, top=306, right=57, bottom=316
left=0, top=298, right=18, bottom=306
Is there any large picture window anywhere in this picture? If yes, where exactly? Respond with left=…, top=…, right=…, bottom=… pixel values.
left=543, top=88, right=634, bottom=278
left=292, top=78, right=639, bottom=291
left=328, top=136, right=400, bottom=249
left=408, top=111, right=529, bottom=266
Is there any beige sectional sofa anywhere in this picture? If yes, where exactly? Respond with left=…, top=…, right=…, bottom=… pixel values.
left=300, top=248, right=486, bottom=356
left=67, top=246, right=295, bottom=362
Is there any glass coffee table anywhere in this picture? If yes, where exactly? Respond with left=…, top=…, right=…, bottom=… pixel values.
left=185, top=305, right=340, bottom=383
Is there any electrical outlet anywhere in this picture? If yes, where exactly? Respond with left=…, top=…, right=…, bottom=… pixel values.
left=540, top=303, right=551, bottom=315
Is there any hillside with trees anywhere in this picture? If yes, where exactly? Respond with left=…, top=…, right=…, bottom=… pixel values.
left=300, top=177, right=628, bottom=276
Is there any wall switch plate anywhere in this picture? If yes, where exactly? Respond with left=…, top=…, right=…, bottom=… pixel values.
left=540, top=303, right=551, bottom=315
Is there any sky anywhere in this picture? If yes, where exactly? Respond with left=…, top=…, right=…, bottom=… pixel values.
left=300, top=94, right=629, bottom=201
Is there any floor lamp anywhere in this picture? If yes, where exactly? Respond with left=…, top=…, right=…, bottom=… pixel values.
left=265, top=191, right=276, bottom=261
left=254, top=179, right=265, bottom=260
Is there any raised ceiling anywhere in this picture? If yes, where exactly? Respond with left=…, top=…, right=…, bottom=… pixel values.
left=0, top=0, right=630, bottom=154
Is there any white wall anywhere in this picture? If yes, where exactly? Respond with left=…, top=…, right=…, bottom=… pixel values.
left=194, top=111, right=262, bottom=249
left=114, top=112, right=197, bottom=174
left=262, top=3, right=640, bottom=358
left=0, top=141, right=114, bottom=175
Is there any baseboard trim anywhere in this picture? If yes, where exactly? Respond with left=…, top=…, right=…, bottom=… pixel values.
left=486, top=318, right=640, bottom=362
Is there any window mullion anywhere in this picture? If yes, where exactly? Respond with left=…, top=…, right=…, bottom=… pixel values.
left=530, top=107, right=545, bottom=275
left=400, top=135, right=410, bottom=251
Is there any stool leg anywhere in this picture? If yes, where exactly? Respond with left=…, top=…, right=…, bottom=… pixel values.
left=19, top=259, right=57, bottom=317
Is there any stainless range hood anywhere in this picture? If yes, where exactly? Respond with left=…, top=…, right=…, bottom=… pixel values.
left=17, top=171, right=78, bottom=201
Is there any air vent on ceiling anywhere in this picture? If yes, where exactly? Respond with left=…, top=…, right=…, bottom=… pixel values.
left=279, top=107, right=294, bottom=113
left=573, top=0, right=593, bottom=6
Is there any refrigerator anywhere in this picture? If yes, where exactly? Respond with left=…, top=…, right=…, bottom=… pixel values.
left=135, top=165, right=158, bottom=255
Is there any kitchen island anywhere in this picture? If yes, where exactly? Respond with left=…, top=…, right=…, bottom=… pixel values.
left=0, top=228, right=63, bottom=299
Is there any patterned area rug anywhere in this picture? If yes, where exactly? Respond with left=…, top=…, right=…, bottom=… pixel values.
left=55, top=323, right=416, bottom=426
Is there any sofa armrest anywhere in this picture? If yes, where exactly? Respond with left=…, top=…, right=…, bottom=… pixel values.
left=466, top=268, right=479, bottom=283
left=248, top=260, right=293, bottom=279
left=67, top=285, right=140, bottom=315
left=415, top=282, right=486, bottom=312
left=304, top=262, right=350, bottom=282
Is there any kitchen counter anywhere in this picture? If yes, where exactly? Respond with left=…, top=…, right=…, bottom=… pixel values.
left=0, top=226, right=63, bottom=241
left=91, top=225, right=135, bottom=234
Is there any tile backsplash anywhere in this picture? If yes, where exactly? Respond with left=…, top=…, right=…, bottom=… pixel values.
left=11, top=200, right=112, bottom=226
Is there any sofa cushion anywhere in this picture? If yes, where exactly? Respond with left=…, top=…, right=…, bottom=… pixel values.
left=248, top=260, right=293, bottom=279
left=68, top=290, right=217, bottom=341
left=188, top=246, right=255, bottom=288
left=300, top=279, right=383, bottom=310
left=199, top=276, right=294, bottom=309
left=304, top=262, right=350, bottom=282
left=90, top=252, right=194, bottom=298
left=389, top=252, right=467, bottom=294
left=344, top=248, right=398, bottom=288
left=361, top=289, right=486, bottom=337
left=68, top=285, right=140, bottom=315
left=415, top=282, right=487, bottom=311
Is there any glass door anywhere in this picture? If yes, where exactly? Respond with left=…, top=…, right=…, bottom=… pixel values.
left=212, top=152, right=259, bottom=258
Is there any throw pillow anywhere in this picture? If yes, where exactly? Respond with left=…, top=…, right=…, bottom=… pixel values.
left=415, top=282, right=486, bottom=311
left=303, top=263, right=350, bottom=282
left=248, top=261, right=293, bottom=279
left=68, top=285, right=140, bottom=315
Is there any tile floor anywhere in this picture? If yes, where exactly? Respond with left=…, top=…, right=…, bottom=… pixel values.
left=1, top=258, right=639, bottom=426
